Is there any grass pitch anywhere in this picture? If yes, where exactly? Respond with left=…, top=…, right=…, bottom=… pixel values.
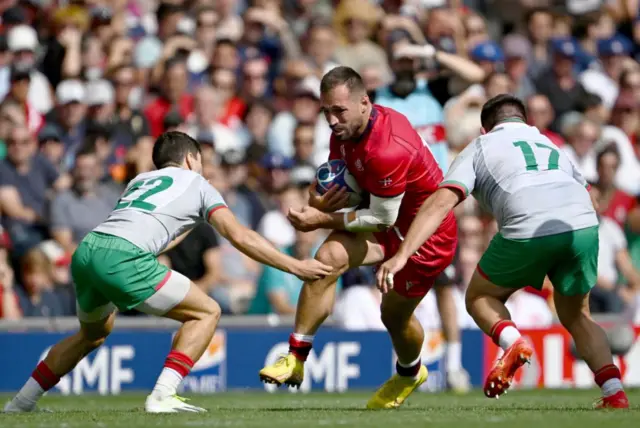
left=1, top=389, right=638, bottom=428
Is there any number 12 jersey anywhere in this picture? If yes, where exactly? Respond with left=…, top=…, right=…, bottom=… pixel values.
left=439, top=121, right=598, bottom=239
left=95, top=167, right=227, bottom=254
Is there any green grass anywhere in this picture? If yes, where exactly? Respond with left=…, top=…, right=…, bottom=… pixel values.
left=1, top=389, right=639, bottom=428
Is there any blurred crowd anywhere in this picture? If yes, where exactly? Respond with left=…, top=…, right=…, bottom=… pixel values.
left=0, top=0, right=639, bottom=328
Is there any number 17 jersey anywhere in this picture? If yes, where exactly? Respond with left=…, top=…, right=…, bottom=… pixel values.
left=439, top=121, right=597, bottom=239
left=94, top=167, right=227, bottom=254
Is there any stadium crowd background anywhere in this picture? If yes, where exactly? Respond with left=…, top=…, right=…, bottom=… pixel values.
left=0, top=0, right=638, bottom=330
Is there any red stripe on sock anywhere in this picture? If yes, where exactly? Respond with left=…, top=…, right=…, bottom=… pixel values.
left=288, top=334, right=312, bottom=362
left=594, top=364, right=621, bottom=387
left=31, top=361, right=60, bottom=391
left=165, top=351, right=194, bottom=377
left=155, top=271, right=172, bottom=291
left=490, top=320, right=516, bottom=346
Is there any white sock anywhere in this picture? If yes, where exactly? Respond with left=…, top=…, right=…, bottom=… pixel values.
left=152, top=367, right=184, bottom=398
left=445, top=342, right=462, bottom=372
left=12, top=378, right=45, bottom=410
left=601, top=378, right=623, bottom=397
left=498, top=326, right=521, bottom=351
left=292, top=333, right=314, bottom=344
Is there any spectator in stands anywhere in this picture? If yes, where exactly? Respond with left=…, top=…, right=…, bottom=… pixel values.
left=609, top=92, right=639, bottom=145
left=248, top=228, right=325, bottom=315
left=5, top=64, right=42, bottom=134
left=189, top=85, right=241, bottom=154
left=38, top=240, right=75, bottom=316
left=527, top=94, right=565, bottom=147
left=502, top=34, right=536, bottom=100
left=620, top=68, right=640, bottom=101
left=469, top=41, right=504, bottom=75
left=0, top=240, right=21, bottom=319
left=203, top=161, right=259, bottom=313
left=144, top=57, right=194, bottom=138
left=0, top=126, right=67, bottom=257
left=49, top=147, right=119, bottom=254
left=595, top=213, right=640, bottom=313
left=592, top=144, right=640, bottom=231
left=268, top=75, right=330, bottom=162
left=526, top=8, right=554, bottom=78
left=303, top=19, right=339, bottom=77
left=236, top=99, right=275, bottom=148
left=196, top=131, right=216, bottom=165
left=15, top=247, right=71, bottom=317
left=45, top=79, right=87, bottom=168
left=581, top=35, right=634, bottom=112
left=333, top=0, right=392, bottom=84
left=109, top=64, right=152, bottom=150
left=563, top=118, right=601, bottom=183
left=463, top=11, right=490, bottom=50
left=535, top=37, right=588, bottom=130
left=5, top=24, right=53, bottom=114
left=258, top=184, right=301, bottom=249
left=292, top=123, right=316, bottom=167
left=38, top=124, right=65, bottom=173
left=84, top=79, right=114, bottom=128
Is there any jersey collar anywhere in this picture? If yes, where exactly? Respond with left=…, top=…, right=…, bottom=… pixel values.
left=351, top=106, right=379, bottom=143
left=490, top=118, right=528, bottom=133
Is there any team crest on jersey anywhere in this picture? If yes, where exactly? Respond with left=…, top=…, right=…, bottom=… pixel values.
left=355, top=159, right=363, bottom=171
left=406, top=281, right=414, bottom=291
left=379, top=178, right=392, bottom=187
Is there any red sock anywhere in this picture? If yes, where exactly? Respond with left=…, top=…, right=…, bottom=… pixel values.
left=594, top=364, right=621, bottom=387
left=164, top=351, right=194, bottom=377
left=288, top=334, right=312, bottom=361
left=489, top=320, right=517, bottom=346
left=31, top=361, right=60, bottom=391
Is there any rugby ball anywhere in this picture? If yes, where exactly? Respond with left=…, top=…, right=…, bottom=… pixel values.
left=316, top=159, right=363, bottom=208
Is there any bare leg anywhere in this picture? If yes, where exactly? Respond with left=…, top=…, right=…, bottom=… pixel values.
left=380, top=290, right=424, bottom=367
left=5, top=310, right=116, bottom=412
left=553, top=291, right=614, bottom=373
left=290, top=232, right=383, bottom=360
left=435, top=284, right=459, bottom=346
left=464, top=270, right=516, bottom=338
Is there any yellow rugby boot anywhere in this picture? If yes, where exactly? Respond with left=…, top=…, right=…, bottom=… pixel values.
left=259, top=354, right=304, bottom=388
left=366, top=365, right=428, bottom=409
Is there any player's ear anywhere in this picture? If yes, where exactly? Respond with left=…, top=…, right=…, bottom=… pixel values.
left=480, top=127, right=487, bottom=135
left=360, top=94, right=369, bottom=113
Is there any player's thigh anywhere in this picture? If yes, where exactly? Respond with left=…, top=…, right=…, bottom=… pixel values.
left=553, top=289, right=591, bottom=327
left=548, top=226, right=599, bottom=297
left=71, top=238, right=117, bottom=323
left=465, top=268, right=518, bottom=306
left=476, top=233, right=547, bottom=292
left=134, top=269, right=220, bottom=321
left=315, top=230, right=384, bottom=270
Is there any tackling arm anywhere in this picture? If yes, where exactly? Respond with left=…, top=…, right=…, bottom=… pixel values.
left=394, top=188, right=461, bottom=261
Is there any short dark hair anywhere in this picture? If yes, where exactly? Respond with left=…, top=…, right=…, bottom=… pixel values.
left=480, top=94, right=527, bottom=131
left=320, top=66, right=366, bottom=96
left=152, top=131, right=201, bottom=169
left=75, top=144, right=98, bottom=159
left=596, top=143, right=620, bottom=167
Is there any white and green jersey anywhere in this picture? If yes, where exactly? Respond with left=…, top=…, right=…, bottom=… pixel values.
left=439, top=121, right=597, bottom=239
left=94, top=167, right=226, bottom=254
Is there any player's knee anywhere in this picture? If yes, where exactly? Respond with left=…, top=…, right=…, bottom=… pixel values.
left=80, top=324, right=112, bottom=351
left=464, top=288, right=478, bottom=316
left=315, top=239, right=349, bottom=273
left=194, top=298, right=222, bottom=323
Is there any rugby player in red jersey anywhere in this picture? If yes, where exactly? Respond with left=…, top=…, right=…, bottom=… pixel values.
left=259, top=66, right=458, bottom=408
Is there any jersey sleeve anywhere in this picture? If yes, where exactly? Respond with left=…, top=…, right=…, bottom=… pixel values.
left=364, top=145, right=411, bottom=198
left=439, top=140, right=477, bottom=199
left=199, top=176, right=228, bottom=221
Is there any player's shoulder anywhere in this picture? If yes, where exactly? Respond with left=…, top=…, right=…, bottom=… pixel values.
left=370, top=105, right=418, bottom=155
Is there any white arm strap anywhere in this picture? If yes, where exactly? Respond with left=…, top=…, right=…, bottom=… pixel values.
left=343, top=193, right=404, bottom=232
